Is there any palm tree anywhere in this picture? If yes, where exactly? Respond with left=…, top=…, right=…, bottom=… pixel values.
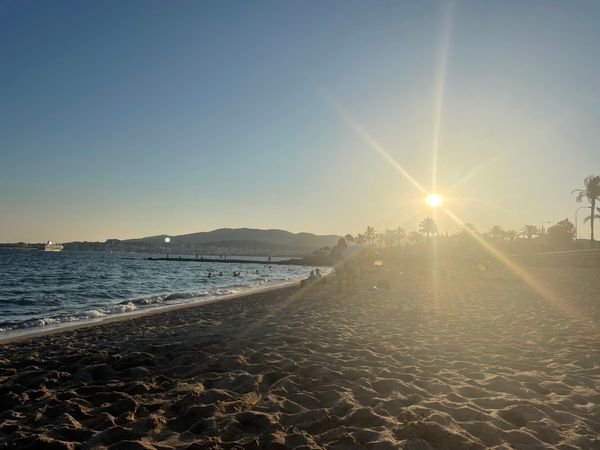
left=364, top=226, right=376, bottom=248
left=505, top=230, right=518, bottom=241
left=344, top=234, right=355, bottom=243
left=384, top=229, right=396, bottom=248
left=519, top=225, right=540, bottom=239
left=486, top=225, right=506, bottom=240
left=419, top=217, right=438, bottom=240
left=394, top=227, right=406, bottom=246
left=356, top=233, right=366, bottom=245
left=457, top=223, right=479, bottom=237
left=573, top=175, right=600, bottom=242
left=376, top=233, right=385, bottom=249
left=583, top=207, right=600, bottom=236
left=408, top=231, right=423, bottom=245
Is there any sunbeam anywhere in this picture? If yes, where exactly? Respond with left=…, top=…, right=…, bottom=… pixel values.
left=335, top=105, right=427, bottom=193
left=431, top=1, right=455, bottom=193
left=442, top=207, right=588, bottom=324
left=447, top=108, right=577, bottom=194
left=447, top=155, right=505, bottom=193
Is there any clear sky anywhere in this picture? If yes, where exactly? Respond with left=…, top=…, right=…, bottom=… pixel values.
left=2, top=0, right=599, bottom=242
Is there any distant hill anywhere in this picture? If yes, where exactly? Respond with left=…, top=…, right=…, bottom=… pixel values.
left=125, top=228, right=341, bottom=252
left=4, top=228, right=343, bottom=256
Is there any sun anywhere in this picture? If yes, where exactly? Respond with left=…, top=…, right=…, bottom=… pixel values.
left=426, top=193, right=444, bottom=207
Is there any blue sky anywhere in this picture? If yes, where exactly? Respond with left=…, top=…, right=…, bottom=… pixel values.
left=2, top=0, right=600, bottom=242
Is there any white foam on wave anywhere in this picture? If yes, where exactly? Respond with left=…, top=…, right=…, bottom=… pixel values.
left=110, top=302, right=137, bottom=313
left=85, top=309, right=106, bottom=318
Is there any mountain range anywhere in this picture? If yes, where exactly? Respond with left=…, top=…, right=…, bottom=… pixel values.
left=125, top=228, right=340, bottom=249
left=2, top=228, right=342, bottom=256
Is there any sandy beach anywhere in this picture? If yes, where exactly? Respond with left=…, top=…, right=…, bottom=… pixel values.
left=1, top=266, right=599, bottom=449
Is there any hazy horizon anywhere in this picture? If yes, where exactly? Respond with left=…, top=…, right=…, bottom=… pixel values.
left=2, top=1, right=600, bottom=242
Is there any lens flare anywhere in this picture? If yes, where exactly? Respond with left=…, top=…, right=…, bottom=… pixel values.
left=426, top=193, right=444, bottom=207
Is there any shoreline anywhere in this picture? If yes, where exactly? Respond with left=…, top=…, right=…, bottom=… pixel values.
left=0, top=280, right=300, bottom=345
left=1, top=266, right=599, bottom=449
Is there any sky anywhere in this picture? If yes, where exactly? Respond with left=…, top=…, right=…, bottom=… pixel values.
left=1, top=0, right=600, bottom=242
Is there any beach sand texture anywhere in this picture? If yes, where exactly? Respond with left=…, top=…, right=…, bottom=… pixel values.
left=1, top=267, right=599, bottom=449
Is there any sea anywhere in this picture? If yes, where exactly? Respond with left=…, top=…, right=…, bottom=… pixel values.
left=0, top=249, right=326, bottom=338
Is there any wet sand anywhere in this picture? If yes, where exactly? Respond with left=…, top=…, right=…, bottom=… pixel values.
left=1, top=267, right=599, bottom=449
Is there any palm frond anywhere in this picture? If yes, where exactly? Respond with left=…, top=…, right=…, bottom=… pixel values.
left=573, top=175, right=600, bottom=203
left=574, top=191, right=586, bottom=203
left=583, top=214, right=600, bottom=223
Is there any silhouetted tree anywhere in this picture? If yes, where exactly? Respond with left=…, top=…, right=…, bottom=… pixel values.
left=384, top=229, right=396, bottom=248
left=394, top=227, right=406, bottom=245
left=457, top=223, right=479, bottom=237
left=364, top=226, right=376, bottom=248
left=519, top=225, right=540, bottom=239
left=344, top=234, right=355, bottom=243
left=376, top=233, right=384, bottom=249
left=408, top=231, right=423, bottom=245
left=547, top=218, right=576, bottom=248
left=573, top=175, right=600, bottom=243
left=314, top=246, right=331, bottom=256
left=505, top=230, right=518, bottom=241
left=583, top=207, right=600, bottom=240
left=419, top=217, right=438, bottom=240
left=486, top=225, right=506, bottom=240
left=356, top=233, right=366, bottom=245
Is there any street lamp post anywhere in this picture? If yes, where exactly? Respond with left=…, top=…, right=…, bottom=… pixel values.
left=575, top=206, right=592, bottom=239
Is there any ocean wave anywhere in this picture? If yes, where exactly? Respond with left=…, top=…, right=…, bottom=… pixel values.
left=0, top=282, right=268, bottom=334
left=109, top=302, right=137, bottom=313
left=84, top=309, right=106, bottom=318
left=0, top=258, right=328, bottom=336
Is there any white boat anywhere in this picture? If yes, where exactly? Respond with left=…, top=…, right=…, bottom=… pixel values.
left=44, top=241, right=64, bottom=252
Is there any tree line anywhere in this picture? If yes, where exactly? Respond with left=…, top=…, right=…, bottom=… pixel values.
left=313, top=174, right=600, bottom=256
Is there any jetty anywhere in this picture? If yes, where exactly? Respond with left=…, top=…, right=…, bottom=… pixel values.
left=146, top=255, right=333, bottom=266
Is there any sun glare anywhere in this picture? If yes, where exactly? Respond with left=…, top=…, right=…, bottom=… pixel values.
left=426, top=193, right=444, bottom=207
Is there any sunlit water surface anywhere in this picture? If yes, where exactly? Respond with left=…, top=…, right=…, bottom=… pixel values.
left=0, top=250, right=325, bottom=337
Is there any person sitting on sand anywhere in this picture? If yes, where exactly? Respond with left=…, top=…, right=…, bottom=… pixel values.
left=301, top=270, right=317, bottom=286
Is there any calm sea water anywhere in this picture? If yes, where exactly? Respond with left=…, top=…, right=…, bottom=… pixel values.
left=0, top=249, right=324, bottom=337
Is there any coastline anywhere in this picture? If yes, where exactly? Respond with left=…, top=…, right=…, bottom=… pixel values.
left=1, top=266, right=599, bottom=449
left=0, top=280, right=300, bottom=345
